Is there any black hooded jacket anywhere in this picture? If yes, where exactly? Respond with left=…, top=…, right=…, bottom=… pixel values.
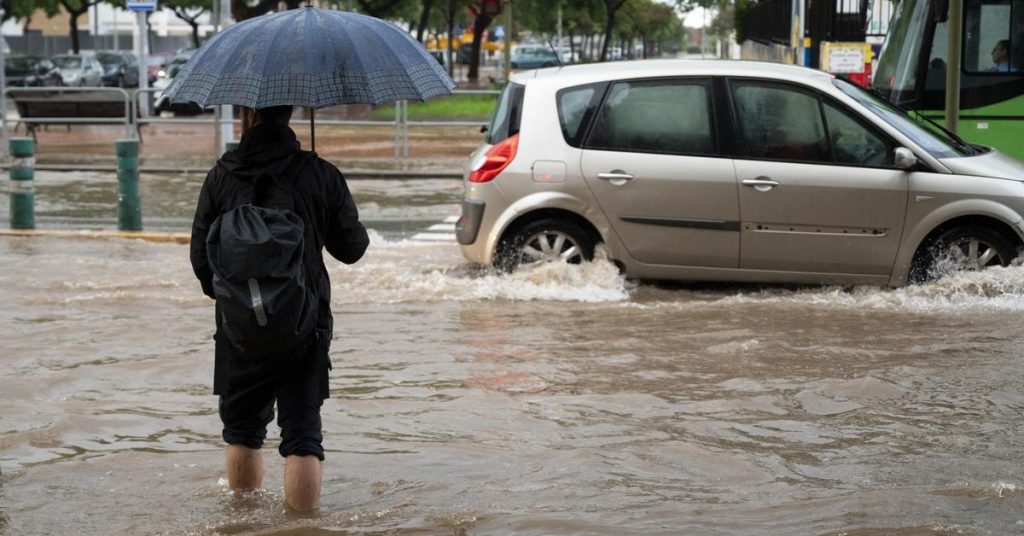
left=190, top=123, right=368, bottom=390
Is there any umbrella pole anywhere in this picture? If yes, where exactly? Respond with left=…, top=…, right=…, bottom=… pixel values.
left=310, top=107, right=316, bottom=153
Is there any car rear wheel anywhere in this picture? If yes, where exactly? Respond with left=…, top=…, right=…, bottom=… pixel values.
left=496, top=219, right=595, bottom=272
left=910, top=225, right=1017, bottom=283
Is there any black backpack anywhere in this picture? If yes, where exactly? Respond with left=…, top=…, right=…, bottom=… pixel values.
left=206, top=154, right=318, bottom=357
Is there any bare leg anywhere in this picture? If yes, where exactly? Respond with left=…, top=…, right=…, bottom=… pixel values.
left=284, top=455, right=322, bottom=511
left=226, top=445, right=263, bottom=490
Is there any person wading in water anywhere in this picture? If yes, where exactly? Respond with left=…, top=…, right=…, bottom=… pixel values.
left=190, top=105, right=369, bottom=510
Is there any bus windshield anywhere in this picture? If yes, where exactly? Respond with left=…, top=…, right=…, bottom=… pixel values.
left=834, top=79, right=973, bottom=158
left=873, top=0, right=930, bottom=98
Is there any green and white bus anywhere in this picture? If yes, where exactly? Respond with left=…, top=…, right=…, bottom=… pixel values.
left=872, top=0, right=1024, bottom=159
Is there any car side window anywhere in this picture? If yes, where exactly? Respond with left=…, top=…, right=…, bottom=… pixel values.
left=822, top=100, right=894, bottom=167
left=556, top=82, right=604, bottom=147
left=585, top=79, right=714, bottom=156
left=731, top=82, right=830, bottom=163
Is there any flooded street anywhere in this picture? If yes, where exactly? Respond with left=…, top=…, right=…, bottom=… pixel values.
left=1, top=173, right=1023, bottom=535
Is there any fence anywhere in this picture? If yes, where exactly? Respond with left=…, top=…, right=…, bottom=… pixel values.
left=1, top=87, right=501, bottom=162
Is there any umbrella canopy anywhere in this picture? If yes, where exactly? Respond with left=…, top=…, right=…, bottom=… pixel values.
left=162, top=7, right=456, bottom=109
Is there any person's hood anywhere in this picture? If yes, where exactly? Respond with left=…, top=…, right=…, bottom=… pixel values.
left=215, top=122, right=302, bottom=181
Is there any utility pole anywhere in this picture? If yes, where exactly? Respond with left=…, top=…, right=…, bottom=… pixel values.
left=503, top=0, right=512, bottom=81
left=944, top=0, right=963, bottom=133
left=216, top=0, right=233, bottom=151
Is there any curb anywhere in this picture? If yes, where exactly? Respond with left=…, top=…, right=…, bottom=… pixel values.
left=0, top=229, right=191, bottom=244
left=0, top=164, right=463, bottom=180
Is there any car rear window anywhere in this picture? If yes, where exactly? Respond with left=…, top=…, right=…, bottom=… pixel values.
left=556, top=83, right=605, bottom=147
left=486, top=82, right=525, bottom=145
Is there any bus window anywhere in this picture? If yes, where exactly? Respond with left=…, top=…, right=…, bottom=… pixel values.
left=925, top=20, right=949, bottom=90
left=964, top=0, right=1022, bottom=72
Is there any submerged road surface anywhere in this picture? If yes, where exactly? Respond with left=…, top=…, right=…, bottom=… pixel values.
left=0, top=173, right=1022, bottom=535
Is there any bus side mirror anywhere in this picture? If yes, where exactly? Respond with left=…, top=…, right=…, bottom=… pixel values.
left=895, top=147, right=918, bottom=170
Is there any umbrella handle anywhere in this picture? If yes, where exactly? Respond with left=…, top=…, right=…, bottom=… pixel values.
left=310, top=107, right=315, bottom=153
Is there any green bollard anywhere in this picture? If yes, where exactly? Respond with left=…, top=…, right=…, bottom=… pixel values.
left=9, top=137, right=35, bottom=230
left=115, top=139, right=142, bottom=231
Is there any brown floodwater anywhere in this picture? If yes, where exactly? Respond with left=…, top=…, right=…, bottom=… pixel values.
left=1, top=174, right=1022, bottom=535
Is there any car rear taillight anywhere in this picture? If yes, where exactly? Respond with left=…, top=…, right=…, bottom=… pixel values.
left=468, top=133, right=518, bottom=183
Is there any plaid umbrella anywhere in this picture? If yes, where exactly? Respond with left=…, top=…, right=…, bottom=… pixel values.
left=162, top=6, right=456, bottom=109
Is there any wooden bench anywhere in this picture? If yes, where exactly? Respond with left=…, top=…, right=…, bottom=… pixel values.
left=8, top=90, right=141, bottom=141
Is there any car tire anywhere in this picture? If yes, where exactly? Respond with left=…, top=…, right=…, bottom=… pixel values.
left=909, top=225, right=1017, bottom=283
left=495, top=218, right=595, bottom=272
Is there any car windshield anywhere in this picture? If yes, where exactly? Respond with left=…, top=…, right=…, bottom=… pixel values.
left=514, top=48, right=556, bottom=59
left=833, top=78, right=972, bottom=158
left=96, top=53, right=121, bottom=67
left=52, top=56, right=82, bottom=69
left=6, top=57, right=39, bottom=70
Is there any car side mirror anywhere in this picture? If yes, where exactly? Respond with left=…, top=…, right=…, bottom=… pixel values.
left=894, top=147, right=918, bottom=170
left=480, top=125, right=489, bottom=134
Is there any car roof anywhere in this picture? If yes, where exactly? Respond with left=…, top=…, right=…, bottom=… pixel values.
left=511, top=59, right=835, bottom=88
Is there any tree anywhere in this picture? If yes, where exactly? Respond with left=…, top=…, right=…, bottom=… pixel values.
left=599, top=0, right=628, bottom=62
left=0, top=0, right=37, bottom=24
left=466, top=0, right=500, bottom=81
left=415, top=0, right=434, bottom=42
left=354, top=0, right=408, bottom=17
left=620, top=0, right=680, bottom=58
left=40, top=0, right=101, bottom=54
left=230, top=0, right=302, bottom=22
left=164, top=0, right=212, bottom=48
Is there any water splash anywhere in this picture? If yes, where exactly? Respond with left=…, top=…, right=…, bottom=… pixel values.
left=330, top=240, right=629, bottom=304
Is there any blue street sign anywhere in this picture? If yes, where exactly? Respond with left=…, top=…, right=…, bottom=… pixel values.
left=127, top=0, right=157, bottom=12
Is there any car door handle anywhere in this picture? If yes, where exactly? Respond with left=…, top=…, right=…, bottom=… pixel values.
left=742, top=177, right=780, bottom=188
left=597, top=171, right=635, bottom=182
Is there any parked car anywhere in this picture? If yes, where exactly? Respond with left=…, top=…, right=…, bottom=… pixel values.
left=51, top=54, right=104, bottom=87
left=510, top=46, right=560, bottom=71
left=5, top=55, right=62, bottom=86
left=145, top=53, right=168, bottom=84
left=458, top=59, right=1024, bottom=286
left=153, top=49, right=210, bottom=114
left=96, top=50, right=140, bottom=87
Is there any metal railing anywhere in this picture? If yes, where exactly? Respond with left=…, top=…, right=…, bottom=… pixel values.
left=1, top=85, right=501, bottom=161
left=2, top=86, right=135, bottom=153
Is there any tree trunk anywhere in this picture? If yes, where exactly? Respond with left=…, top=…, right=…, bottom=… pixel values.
left=568, top=28, right=576, bottom=63
left=599, top=14, right=615, bottom=62
left=416, top=0, right=434, bottom=43
left=190, top=21, right=200, bottom=48
left=69, top=12, right=80, bottom=54
left=446, top=0, right=455, bottom=78
left=231, top=0, right=284, bottom=22
left=468, top=13, right=493, bottom=82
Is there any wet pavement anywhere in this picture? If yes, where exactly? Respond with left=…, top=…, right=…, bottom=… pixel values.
left=1, top=173, right=1023, bottom=535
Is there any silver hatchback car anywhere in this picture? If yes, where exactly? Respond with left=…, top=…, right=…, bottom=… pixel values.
left=457, top=60, right=1024, bottom=286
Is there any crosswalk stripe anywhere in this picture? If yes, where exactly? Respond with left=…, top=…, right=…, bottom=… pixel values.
left=410, top=232, right=455, bottom=242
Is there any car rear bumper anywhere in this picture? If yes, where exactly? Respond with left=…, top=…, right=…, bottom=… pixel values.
left=456, top=198, right=486, bottom=245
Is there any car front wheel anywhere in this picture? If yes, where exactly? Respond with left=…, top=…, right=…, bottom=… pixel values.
left=496, top=219, right=595, bottom=272
left=910, top=225, right=1017, bottom=283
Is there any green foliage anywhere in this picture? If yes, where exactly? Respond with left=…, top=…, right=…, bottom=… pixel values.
left=732, top=0, right=749, bottom=44
left=370, top=93, right=497, bottom=119
left=1, top=0, right=40, bottom=22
